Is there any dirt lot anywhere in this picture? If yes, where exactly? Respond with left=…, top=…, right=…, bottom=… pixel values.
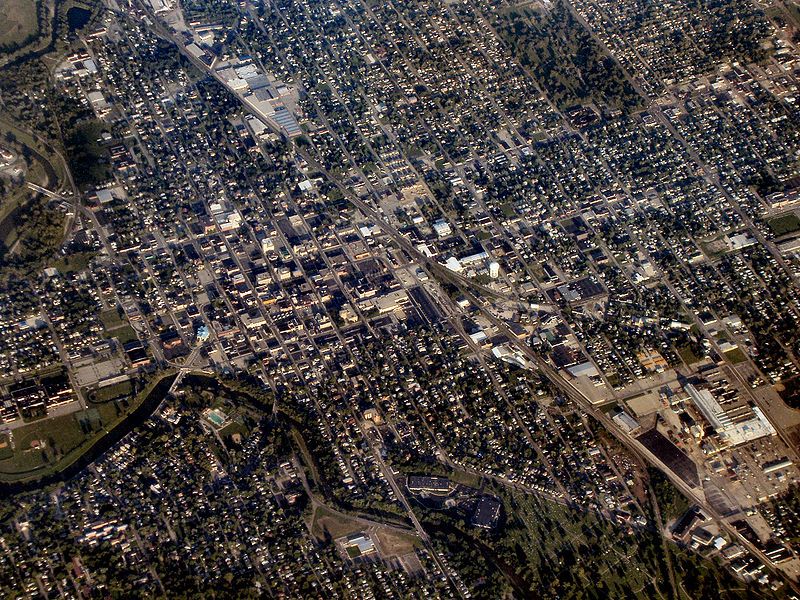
left=373, top=528, right=418, bottom=556
left=310, top=505, right=364, bottom=540
left=310, top=503, right=420, bottom=558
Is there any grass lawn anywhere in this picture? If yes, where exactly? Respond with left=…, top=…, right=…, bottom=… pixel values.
left=50, top=251, right=96, bottom=274
left=0, top=0, right=39, bottom=50
left=724, top=347, right=748, bottom=364
left=0, top=435, right=13, bottom=461
left=110, top=324, right=138, bottom=344
left=311, top=504, right=363, bottom=540
left=90, top=380, right=133, bottom=403
left=95, top=400, right=121, bottom=423
left=219, top=420, right=248, bottom=439
left=677, top=344, right=701, bottom=365
left=767, top=213, right=800, bottom=236
left=374, top=528, right=420, bottom=555
left=599, top=402, right=621, bottom=415
left=100, top=308, right=125, bottom=330
left=500, top=202, right=516, bottom=218
left=450, top=469, right=482, bottom=488
left=99, top=308, right=138, bottom=345
left=0, top=411, right=92, bottom=476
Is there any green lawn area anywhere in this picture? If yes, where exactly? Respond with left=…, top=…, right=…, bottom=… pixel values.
left=90, top=380, right=133, bottom=403
left=100, top=308, right=125, bottom=330
left=677, top=344, right=702, bottom=365
left=50, top=251, right=96, bottom=274
left=219, top=420, right=248, bottom=440
left=724, top=347, right=748, bottom=364
left=109, top=324, right=138, bottom=344
left=0, top=435, right=13, bottom=461
left=311, top=504, right=364, bottom=540
left=767, top=213, right=800, bottom=236
left=0, top=0, right=39, bottom=50
left=0, top=411, right=93, bottom=476
left=600, top=402, right=621, bottom=414
left=500, top=202, right=516, bottom=218
left=449, top=469, right=482, bottom=488
left=99, top=308, right=138, bottom=344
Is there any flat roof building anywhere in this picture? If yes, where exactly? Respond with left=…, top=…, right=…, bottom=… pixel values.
left=472, top=497, right=501, bottom=529
left=343, top=533, right=377, bottom=558
left=407, top=475, right=451, bottom=494
left=684, top=384, right=776, bottom=446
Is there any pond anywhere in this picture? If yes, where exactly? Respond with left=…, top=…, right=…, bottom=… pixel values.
left=66, top=6, right=91, bottom=32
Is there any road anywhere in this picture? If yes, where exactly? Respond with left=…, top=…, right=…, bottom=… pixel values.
left=133, top=3, right=800, bottom=590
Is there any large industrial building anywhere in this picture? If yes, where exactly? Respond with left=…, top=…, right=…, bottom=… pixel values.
left=684, top=383, right=776, bottom=447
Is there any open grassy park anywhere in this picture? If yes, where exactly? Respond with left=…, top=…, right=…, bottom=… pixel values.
left=0, top=0, right=40, bottom=52
left=0, top=371, right=176, bottom=485
left=0, top=407, right=111, bottom=480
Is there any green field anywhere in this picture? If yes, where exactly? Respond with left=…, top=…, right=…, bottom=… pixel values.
left=0, top=371, right=175, bottom=483
left=449, top=468, right=482, bottom=488
left=724, top=347, right=748, bottom=364
left=100, top=308, right=126, bottom=330
left=310, top=504, right=374, bottom=542
left=50, top=251, right=96, bottom=274
left=0, top=435, right=13, bottom=461
left=111, top=324, right=138, bottom=344
left=99, top=308, right=139, bottom=344
left=0, top=0, right=39, bottom=51
left=677, top=344, right=702, bottom=365
left=767, top=213, right=800, bottom=236
left=90, top=380, right=133, bottom=403
left=0, top=411, right=94, bottom=476
left=218, top=420, right=248, bottom=440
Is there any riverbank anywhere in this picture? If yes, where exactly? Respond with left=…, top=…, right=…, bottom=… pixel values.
left=0, top=371, right=177, bottom=494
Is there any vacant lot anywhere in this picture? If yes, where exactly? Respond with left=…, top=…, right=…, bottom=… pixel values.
left=311, top=505, right=363, bottom=540
left=310, top=503, right=420, bottom=557
left=373, top=528, right=419, bottom=556
left=724, top=347, right=748, bottom=364
left=100, top=308, right=126, bottom=330
left=0, top=0, right=39, bottom=51
left=90, top=380, right=133, bottom=403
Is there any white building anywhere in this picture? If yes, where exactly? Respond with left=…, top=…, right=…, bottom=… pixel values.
left=684, top=383, right=776, bottom=446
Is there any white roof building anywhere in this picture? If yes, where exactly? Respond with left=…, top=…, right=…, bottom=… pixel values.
left=685, top=384, right=776, bottom=446
left=433, top=219, right=452, bottom=237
